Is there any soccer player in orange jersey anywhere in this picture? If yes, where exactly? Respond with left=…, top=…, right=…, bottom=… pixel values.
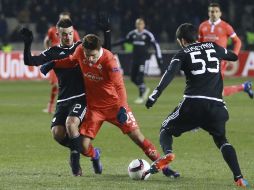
left=199, top=3, right=253, bottom=99
left=43, top=12, right=81, bottom=113
left=40, top=34, right=179, bottom=178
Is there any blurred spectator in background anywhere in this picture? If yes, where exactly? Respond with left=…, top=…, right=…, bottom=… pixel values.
left=0, top=0, right=254, bottom=50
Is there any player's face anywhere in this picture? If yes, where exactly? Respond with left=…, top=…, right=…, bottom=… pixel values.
left=57, top=26, right=74, bottom=47
left=135, top=20, right=145, bottom=32
left=208, top=7, right=222, bottom=22
left=83, top=48, right=100, bottom=64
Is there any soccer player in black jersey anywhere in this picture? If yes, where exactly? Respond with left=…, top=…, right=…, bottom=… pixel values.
left=20, top=18, right=110, bottom=176
left=146, top=23, right=249, bottom=188
left=113, top=18, right=163, bottom=104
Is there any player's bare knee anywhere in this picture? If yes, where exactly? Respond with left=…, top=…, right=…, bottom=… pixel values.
left=65, top=116, right=80, bottom=136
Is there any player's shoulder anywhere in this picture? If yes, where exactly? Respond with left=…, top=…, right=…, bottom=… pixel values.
left=143, top=29, right=155, bottom=38
left=102, top=48, right=114, bottom=60
left=176, top=49, right=186, bottom=58
left=127, top=29, right=136, bottom=36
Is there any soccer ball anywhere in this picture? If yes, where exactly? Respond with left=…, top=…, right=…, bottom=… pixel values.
left=128, top=159, right=151, bottom=180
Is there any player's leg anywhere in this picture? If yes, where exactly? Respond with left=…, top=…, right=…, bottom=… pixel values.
left=65, top=100, right=87, bottom=176
left=202, top=100, right=249, bottom=187
left=212, top=134, right=249, bottom=187
left=221, top=61, right=253, bottom=98
left=111, top=106, right=179, bottom=177
left=127, top=128, right=160, bottom=161
left=66, top=116, right=82, bottom=176
left=131, top=56, right=150, bottom=104
left=51, top=103, right=69, bottom=147
left=51, top=125, right=69, bottom=147
left=79, top=109, right=103, bottom=174
left=223, top=81, right=253, bottom=99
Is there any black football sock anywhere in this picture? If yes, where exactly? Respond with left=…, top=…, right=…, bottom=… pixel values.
left=220, top=143, right=243, bottom=180
left=70, top=135, right=82, bottom=153
left=159, top=128, right=173, bottom=154
left=58, top=135, right=70, bottom=148
left=139, top=83, right=146, bottom=97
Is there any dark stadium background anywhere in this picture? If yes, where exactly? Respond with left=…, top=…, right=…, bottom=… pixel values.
left=0, top=0, right=254, bottom=51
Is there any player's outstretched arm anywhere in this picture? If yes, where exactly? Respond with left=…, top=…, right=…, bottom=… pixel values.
left=146, top=58, right=182, bottom=109
left=215, top=43, right=238, bottom=61
left=20, top=28, right=50, bottom=66
left=97, top=12, right=111, bottom=51
left=40, top=53, right=78, bottom=76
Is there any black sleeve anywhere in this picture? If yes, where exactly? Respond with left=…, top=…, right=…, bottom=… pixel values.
left=23, top=43, right=51, bottom=66
left=155, top=55, right=182, bottom=94
left=214, top=43, right=238, bottom=61
left=103, top=30, right=111, bottom=51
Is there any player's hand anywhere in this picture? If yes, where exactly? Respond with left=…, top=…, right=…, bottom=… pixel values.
left=117, top=107, right=128, bottom=124
left=145, top=89, right=160, bottom=109
left=19, top=27, right=33, bottom=45
left=40, top=61, right=55, bottom=76
left=97, top=12, right=111, bottom=31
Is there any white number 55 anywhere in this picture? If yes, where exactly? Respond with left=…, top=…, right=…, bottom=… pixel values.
left=190, top=49, right=219, bottom=75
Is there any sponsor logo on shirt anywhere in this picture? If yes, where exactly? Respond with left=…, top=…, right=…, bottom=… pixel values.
left=83, top=72, right=103, bottom=81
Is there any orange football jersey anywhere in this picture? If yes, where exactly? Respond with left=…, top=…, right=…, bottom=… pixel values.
left=47, top=26, right=80, bottom=47
left=198, top=19, right=241, bottom=54
left=54, top=45, right=128, bottom=110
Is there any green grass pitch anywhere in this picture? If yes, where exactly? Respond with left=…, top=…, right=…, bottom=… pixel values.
left=0, top=77, right=253, bottom=190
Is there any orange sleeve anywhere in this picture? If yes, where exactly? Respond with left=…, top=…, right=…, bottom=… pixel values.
left=225, top=23, right=241, bottom=55
left=54, top=46, right=80, bottom=68
left=74, top=29, right=80, bottom=42
left=232, top=35, right=242, bottom=55
left=107, top=55, right=128, bottom=107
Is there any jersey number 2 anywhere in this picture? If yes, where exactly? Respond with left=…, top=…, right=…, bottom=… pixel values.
left=190, top=49, right=219, bottom=75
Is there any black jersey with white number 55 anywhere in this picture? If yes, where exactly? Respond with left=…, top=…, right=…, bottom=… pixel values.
left=154, top=42, right=237, bottom=101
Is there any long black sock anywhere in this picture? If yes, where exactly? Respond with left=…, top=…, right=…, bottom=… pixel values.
left=70, top=135, right=82, bottom=153
left=159, top=128, right=173, bottom=154
left=220, top=143, right=243, bottom=180
left=138, top=84, right=146, bottom=97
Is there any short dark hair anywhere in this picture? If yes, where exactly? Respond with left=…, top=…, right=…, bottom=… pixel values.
left=82, top=34, right=102, bottom=50
left=176, top=23, right=198, bottom=43
left=56, top=19, right=73, bottom=28
left=208, top=2, right=221, bottom=10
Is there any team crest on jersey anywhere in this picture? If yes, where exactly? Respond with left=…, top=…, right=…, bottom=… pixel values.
left=133, top=34, right=137, bottom=39
left=142, top=35, right=146, bottom=40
